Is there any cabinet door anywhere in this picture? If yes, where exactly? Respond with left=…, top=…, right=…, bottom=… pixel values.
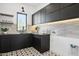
left=10, top=35, right=22, bottom=50
left=46, top=11, right=60, bottom=22
left=0, top=39, right=1, bottom=52
left=46, top=3, right=60, bottom=23
left=32, top=13, right=37, bottom=25
left=33, top=35, right=41, bottom=51
left=60, top=4, right=79, bottom=20
left=37, top=11, right=41, bottom=24
left=32, top=14, right=35, bottom=25
left=46, top=3, right=60, bottom=14
left=32, top=11, right=41, bottom=25
left=40, top=8, right=46, bottom=24
left=11, top=34, right=31, bottom=50
left=1, top=36, right=11, bottom=52
left=41, top=35, right=50, bottom=53
left=60, top=3, right=72, bottom=9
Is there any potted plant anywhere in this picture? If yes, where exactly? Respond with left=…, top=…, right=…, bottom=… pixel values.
left=1, top=28, right=9, bottom=34
left=35, top=26, right=40, bottom=33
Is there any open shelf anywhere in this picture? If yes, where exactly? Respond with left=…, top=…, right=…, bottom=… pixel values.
left=0, top=13, right=14, bottom=17
left=0, top=22, right=13, bottom=24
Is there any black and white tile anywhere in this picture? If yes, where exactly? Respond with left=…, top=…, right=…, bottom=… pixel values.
left=1, top=47, right=59, bottom=56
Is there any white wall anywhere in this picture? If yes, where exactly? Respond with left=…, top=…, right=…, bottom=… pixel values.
left=31, top=3, right=49, bottom=14
left=0, top=3, right=36, bottom=25
left=50, top=35, right=79, bottom=56
left=0, top=3, right=49, bottom=34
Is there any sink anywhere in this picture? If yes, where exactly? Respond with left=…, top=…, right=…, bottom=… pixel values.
left=33, top=33, right=50, bottom=35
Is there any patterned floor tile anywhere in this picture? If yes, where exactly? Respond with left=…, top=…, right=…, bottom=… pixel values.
left=1, top=47, right=58, bottom=56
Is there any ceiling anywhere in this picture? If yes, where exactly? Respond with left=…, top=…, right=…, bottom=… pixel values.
left=23, top=3, right=49, bottom=7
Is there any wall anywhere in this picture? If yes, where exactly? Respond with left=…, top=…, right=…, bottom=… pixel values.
left=0, top=3, right=35, bottom=34
left=0, top=3, right=36, bottom=25
left=0, top=3, right=49, bottom=34
left=31, top=3, right=49, bottom=14
left=50, top=35, right=79, bottom=56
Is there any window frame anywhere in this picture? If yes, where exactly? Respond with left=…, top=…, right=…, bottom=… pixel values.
left=16, top=12, right=27, bottom=32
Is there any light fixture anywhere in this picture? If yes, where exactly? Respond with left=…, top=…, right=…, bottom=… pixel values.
left=21, top=6, right=25, bottom=12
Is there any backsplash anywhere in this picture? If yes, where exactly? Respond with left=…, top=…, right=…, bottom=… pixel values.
left=33, top=18, right=79, bottom=35
left=0, top=24, right=18, bottom=34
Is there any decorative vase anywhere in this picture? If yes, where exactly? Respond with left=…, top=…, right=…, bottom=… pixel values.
left=4, top=32, right=7, bottom=34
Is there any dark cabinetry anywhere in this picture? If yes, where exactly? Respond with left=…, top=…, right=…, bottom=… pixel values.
left=40, top=8, right=46, bottom=24
left=0, top=34, right=32, bottom=53
left=60, top=4, right=79, bottom=20
left=33, top=34, right=50, bottom=53
left=11, top=34, right=32, bottom=51
left=32, top=3, right=79, bottom=25
left=46, top=11, right=60, bottom=22
left=0, top=34, right=50, bottom=53
left=45, top=3, right=60, bottom=22
left=60, top=3, right=72, bottom=9
left=32, top=11, right=41, bottom=25
left=0, top=36, right=11, bottom=52
left=32, top=8, right=46, bottom=25
left=45, top=3, right=72, bottom=22
left=46, top=3, right=60, bottom=14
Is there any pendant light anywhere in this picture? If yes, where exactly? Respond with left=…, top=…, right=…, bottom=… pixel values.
left=21, top=6, right=25, bottom=12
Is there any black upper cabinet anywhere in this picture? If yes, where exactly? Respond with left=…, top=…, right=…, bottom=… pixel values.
left=46, top=11, right=60, bottom=22
left=46, top=3, right=60, bottom=14
left=60, top=3, right=72, bottom=9
left=36, top=11, right=41, bottom=24
left=45, top=3, right=60, bottom=22
left=45, top=3, right=72, bottom=14
left=32, top=14, right=35, bottom=25
left=40, top=8, right=46, bottom=24
left=32, top=3, right=79, bottom=25
left=60, top=4, right=79, bottom=20
left=45, top=3, right=73, bottom=22
left=32, top=8, right=46, bottom=25
left=32, top=11, right=41, bottom=25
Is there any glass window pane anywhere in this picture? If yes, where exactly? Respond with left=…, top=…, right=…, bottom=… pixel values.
left=17, top=13, right=27, bottom=31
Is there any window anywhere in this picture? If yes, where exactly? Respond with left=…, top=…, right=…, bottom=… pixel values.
left=17, top=12, right=27, bottom=32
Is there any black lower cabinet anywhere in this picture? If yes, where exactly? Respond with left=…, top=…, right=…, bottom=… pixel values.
left=33, top=34, right=50, bottom=53
left=0, top=34, right=50, bottom=53
left=0, top=34, right=32, bottom=53
left=0, top=36, right=11, bottom=53
left=11, top=34, right=32, bottom=51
